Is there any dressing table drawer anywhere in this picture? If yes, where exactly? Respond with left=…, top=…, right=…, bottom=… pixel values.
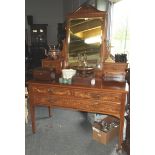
left=91, top=101, right=121, bottom=114
left=33, top=95, right=52, bottom=106
left=32, top=86, right=71, bottom=96
left=73, top=90, right=121, bottom=103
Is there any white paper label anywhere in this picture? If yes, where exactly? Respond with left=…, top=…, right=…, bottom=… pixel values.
left=92, top=127, right=100, bottom=132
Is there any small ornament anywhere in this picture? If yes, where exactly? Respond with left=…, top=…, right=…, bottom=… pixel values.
left=91, top=78, right=95, bottom=86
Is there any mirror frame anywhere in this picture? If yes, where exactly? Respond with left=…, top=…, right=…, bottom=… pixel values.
left=64, top=4, right=108, bottom=68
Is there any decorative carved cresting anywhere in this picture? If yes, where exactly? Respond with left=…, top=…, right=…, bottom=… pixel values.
left=67, top=4, right=106, bottom=19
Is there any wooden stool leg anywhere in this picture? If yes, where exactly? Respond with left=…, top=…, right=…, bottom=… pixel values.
left=48, top=106, right=51, bottom=117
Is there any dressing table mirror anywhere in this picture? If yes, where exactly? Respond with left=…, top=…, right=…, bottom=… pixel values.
left=65, top=4, right=108, bottom=70
left=62, top=4, right=127, bottom=80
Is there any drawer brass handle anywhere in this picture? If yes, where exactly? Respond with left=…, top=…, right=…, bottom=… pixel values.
left=48, top=89, right=53, bottom=93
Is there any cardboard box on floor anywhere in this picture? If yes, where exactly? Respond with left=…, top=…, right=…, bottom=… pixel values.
left=92, top=116, right=119, bottom=144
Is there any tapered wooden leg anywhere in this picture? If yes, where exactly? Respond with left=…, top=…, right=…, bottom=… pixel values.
left=30, top=104, right=36, bottom=133
left=117, top=94, right=126, bottom=151
left=48, top=106, right=51, bottom=117
left=117, top=117, right=124, bottom=151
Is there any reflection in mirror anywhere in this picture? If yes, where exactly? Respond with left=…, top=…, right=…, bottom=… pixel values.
left=68, top=18, right=103, bottom=67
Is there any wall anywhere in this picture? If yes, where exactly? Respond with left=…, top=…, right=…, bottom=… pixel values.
left=62, top=0, right=108, bottom=19
left=25, top=0, right=108, bottom=45
left=25, top=0, right=63, bottom=45
left=63, top=0, right=87, bottom=20
left=97, top=0, right=108, bottom=11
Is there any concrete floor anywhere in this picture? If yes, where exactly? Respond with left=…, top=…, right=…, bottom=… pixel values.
left=25, top=106, right=127, bottom=155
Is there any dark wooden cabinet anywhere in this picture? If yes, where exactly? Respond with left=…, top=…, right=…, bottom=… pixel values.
left=30, top=24, right=48, bottom=48
left=28, top=24, right=48, bottom=69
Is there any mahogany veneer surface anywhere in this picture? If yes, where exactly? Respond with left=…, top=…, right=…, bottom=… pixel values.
left=28, top=79, right=128, bottom=150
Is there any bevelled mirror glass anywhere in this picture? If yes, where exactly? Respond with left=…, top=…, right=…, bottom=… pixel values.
left=68, top=17, right=103, bottom=67
left=66, top=4, right=107, bottom=68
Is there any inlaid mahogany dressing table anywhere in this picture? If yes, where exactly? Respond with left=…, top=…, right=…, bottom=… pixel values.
left=27, top=4, right=128, bottom=151
left=28, top=79, right=128, bottom=150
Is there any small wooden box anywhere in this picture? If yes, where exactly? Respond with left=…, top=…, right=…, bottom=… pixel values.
left=33, top=67, right=53, bottom=81
left=103, top=63, right=128, bottom=73
left=42, top=58, right=63, bottom=73
left=103, top=63, right=128, bottom=82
